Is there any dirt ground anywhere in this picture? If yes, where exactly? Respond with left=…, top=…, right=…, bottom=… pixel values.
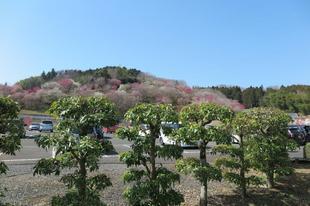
left=1, top=162, right=309, bottom=206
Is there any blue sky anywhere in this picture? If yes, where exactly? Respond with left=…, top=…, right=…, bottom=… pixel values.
left=0, top=0, right=309, bottom=87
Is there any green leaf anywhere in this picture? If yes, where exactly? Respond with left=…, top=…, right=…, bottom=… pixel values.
left=156, top=145, right=183, bottom=160
left=33, top=158, right=61, bottom=176
left=87, top=174, right=112, bottom=191
left=123, top=169, right=146, bottom=183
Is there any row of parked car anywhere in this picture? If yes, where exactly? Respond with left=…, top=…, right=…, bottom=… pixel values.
left=28, top=121, right=108, bottom=140
left=27, top=120, right=310, bottom=147
left=158, top=123, right=310, bottom=147
left=288, top=125, right=310, bottom=145
left=28, top=121, right=54, bottom=132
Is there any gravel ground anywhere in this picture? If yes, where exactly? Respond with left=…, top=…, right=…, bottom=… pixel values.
left=0, top=163, right=235, bottom=206
left=1, top=163, right=309, bottom=206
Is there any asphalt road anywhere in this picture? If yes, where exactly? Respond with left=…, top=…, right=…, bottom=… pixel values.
left=0, top=131, right=305, bottom=167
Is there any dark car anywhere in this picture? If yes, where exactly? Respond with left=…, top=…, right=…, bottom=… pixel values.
left=301, top=125, right=310, bottom=142
left=288, top=125, right=307, bottom=145
left=72, top=127, right=107, bottom=142
left=304, top=125, right=310, bottom=134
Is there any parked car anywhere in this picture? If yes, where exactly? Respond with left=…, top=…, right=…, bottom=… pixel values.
left=231, top=134, right=240, bottom=144
left=29, top=123, right=40, bottom=131
left=50, top=127, right=109, bottom=158
left=72, top=126, right=108, bottom=144
left=102, top=125, right=119, bottom=133
left=300, top=125, right=310, bottom=142
left=159, top=123, right=198, bottom=148
left=39, top=120, right=53, bottom=132
left=89, top=127, right=106, bottom=140
left=288, top=125, right=306, bottom=145
left=304, top=125, right=310, bottom=134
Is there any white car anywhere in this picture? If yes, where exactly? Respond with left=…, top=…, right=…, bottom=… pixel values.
left=159, top=123, right=198, bottom=148
left=40, top=120, right=53, bottom=132
left=231, top=134, right=240, bottom=144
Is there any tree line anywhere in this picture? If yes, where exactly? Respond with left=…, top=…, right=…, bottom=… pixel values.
left=208, top=85, right=310, bottom=114
left=18, top=67, right=141, bottom=90
left=0, top=96, right=297, bottom=206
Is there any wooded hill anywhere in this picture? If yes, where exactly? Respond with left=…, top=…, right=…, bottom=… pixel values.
left=0, top=67, right=244, bottom=114
left=0, top=67, right=308, bottom=115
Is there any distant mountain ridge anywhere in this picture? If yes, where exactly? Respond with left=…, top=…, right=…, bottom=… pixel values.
left=0, top=66, right=245, bottom=114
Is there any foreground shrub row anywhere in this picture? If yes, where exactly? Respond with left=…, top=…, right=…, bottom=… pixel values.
left=0, top=96, right=297, bottom=206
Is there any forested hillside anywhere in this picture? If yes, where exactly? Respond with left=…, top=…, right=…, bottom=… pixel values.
left=1, top=67, right=308, bottom=115
left=210, top=85, right=310, bottom=114
left=0, top=67, right=244, bottom=114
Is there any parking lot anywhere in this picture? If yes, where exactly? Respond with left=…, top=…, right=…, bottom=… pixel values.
left=0, top=130, right=305, bottom=167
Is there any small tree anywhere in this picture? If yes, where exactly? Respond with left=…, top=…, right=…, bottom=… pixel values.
left=242, top=107, right=294, bottom=188
left=116, top=103, right=184, bottom=206
left=41, top=71, right=47, bottom=81
left=0, top=97, right=24, bottom=201
left=213, top=111, right=263, bottom=200
left=34, top=96, right=117, bottom=206
left=51, top=68, right=57, bottom=79
left=174, top=103, right=233, bottom=206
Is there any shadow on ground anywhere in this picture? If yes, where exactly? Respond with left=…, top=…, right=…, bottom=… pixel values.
left=209, top=163, right=310, bottom=206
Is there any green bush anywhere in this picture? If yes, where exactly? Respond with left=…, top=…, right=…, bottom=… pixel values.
left=18, top=76, right=42, bottom=90
left=305, top=143, right=310, bottom=159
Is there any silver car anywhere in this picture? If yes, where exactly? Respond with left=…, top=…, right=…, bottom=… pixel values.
left=40, top=120, right=53, bottom=132
left=29, top=123, right=40, bottom=131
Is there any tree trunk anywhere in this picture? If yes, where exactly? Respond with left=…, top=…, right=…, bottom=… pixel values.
left=149, top=131, right=158, bottom=203
left=199, top=140, right=207, bottom=165
left=266, top=171, right=275, bottom=188
left=200, top=183, right=208, bottom=206
left=150, top=134, right=156, bottom=180
left=239, top=135, right=247, bottom=200
left=78, top=158, right=87, bottom=201
left=240, top=163, right=246, bottom=200
left=240, top=168, right=246, bottom=200
left=199, top=140, right=208, bottom=206
left=52, top=147, right=56, bottom=158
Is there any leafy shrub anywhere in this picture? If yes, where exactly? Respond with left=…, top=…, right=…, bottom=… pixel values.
left=18, top=76, right=42, bottom=90
left=0, top=97, right=23, bottom=204
left=117, top=104, right=184, bottom=205
left=305, top=143, right=310, bottom=159
left=34, top=97, right=117, bottom=206
left=116, top=68, right=140, bottom=84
